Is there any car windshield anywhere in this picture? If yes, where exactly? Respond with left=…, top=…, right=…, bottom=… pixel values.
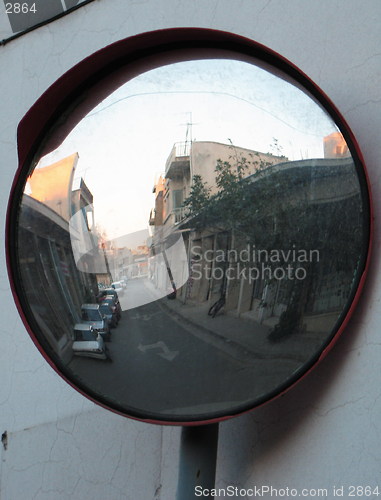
left=81, top=309, right=101, bottom=321
left=99, top=305, right=110, bottom=314
left=103, top=297, right=115, bottom=305
left=74, top=329, right=96, bottom=341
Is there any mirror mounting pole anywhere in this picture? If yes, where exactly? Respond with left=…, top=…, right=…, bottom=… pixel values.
left=176, top=423, right=219, bottom=500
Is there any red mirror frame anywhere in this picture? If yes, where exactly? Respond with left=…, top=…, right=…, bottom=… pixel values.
left=6, top=28, right=373, bottom=425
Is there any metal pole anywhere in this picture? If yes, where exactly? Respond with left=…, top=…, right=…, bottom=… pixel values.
left=176, top=423, right=219, bottom=500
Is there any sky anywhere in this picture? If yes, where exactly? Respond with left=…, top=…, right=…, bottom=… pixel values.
left=36, top=57, right=340, bottom=240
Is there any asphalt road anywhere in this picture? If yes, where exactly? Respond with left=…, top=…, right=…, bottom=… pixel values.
left=68, top=278, right=298, bottom=421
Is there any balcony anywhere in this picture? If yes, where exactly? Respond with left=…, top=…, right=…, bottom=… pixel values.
left=173, top=206, right=187, bottom=224
left=165, top=142, right=191, bottom=179
left=148, top=208, right=156, bottom=226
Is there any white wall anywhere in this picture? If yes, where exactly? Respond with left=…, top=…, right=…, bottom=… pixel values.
left=0, top=1, right=380, bottom=498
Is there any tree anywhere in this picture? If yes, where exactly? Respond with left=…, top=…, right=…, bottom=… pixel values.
left=183, top=144, right=274, bottom=234
left=182, top=144, right=364, bottom=341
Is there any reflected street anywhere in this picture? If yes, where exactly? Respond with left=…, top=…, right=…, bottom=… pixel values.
left=13, top=55, right=370, bottom=422
left=68, top=277, right=301, bottom=417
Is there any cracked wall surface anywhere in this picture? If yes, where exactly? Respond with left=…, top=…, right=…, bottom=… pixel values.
left=1, top=409, right=163, bottom=500
left=0, top=0, right=380, bottom=498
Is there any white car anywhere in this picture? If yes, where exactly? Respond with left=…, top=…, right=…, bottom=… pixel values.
left=72, top=324, right=110, bottom=361
left=111, top=281, right=124, bottom=296
left=80, top=303, right=111, bottom=341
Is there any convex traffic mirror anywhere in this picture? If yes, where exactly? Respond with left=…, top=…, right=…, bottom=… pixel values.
left=7, top=32, right=371, bottom=424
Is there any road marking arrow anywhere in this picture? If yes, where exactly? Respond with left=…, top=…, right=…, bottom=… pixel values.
left=138, top=341, right=179, bottom=361
left=130, top=311, right=161, bottom=321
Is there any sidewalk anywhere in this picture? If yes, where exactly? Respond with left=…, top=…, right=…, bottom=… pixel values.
left=150, top=286, right=322, bottom=364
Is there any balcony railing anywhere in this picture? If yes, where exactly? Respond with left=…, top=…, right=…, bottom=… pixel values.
left=148, top=208, right=156, bottom=226
left=165, top=141, right=191, bottom=177
left=173, top=206, right=187, bottom=224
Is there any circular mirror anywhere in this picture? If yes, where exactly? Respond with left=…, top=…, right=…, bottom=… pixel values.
left=7, top=33, right=371, bottom=424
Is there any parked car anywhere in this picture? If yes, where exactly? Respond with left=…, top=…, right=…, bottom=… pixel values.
left=72, top=324, right=110, bottom=361
left=99, top=301, right=118, bottom=328
left=96, top=289, right=108, bottom=302
left=111, top=281, right=124, bottom=296
left=103, top=288, right=122, bottom=317
left=80, top=303, right=111, bottom=341
left=100, top=296, right=121, bottom=320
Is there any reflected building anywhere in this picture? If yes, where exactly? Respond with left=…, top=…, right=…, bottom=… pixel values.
left=149, top=135, right=362, bottom=342
left=160, top=140, right=284, bottom=227
left=18, top=154, right=99, bottom=362
left=111, top=246, right=134, bottom=281
left=148, top=140, right=284, bottom=294
left=27, top=153, right=79, bottom=220
left=324, top=131, right=351, bottom=159
left=100, top=234, right=149, bottom=282
left=149, top=175, right=165, bottom=229
left=130, top=245, right=149, bottom=278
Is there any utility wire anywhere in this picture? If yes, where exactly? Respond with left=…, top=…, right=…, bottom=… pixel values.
left=86, top=89, right=324, bottom=138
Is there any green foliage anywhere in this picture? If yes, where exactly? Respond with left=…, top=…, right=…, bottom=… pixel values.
left=181, top=143, right=364, bottom=340
left=184, top=149, right=362, bottom=271
left=182, top=174, right=211, bottom=215
left=183, top=145, right=275, bottom=233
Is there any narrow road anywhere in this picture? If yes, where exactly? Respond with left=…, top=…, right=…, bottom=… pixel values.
left=68, top=278, right=297, bottom=420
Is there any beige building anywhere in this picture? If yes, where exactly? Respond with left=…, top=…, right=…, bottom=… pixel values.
left=149, top=138, right=362, bottom=338
left=157, top=140, right=284, bottom=228
left=148, top=140, right=285, bottom=299
left=28, top=153, right=79, bottom=221
left=323, top=131, right=351, bottom=159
